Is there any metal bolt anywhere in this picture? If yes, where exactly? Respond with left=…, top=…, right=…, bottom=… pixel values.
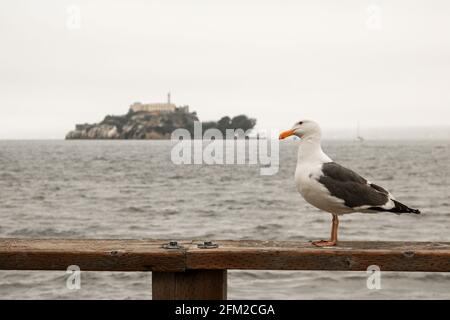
left=197, top=241, right=219, bottom=249
left=162, top=241, right=182, bottom=249
left=403, top=250, right=415, bottom=258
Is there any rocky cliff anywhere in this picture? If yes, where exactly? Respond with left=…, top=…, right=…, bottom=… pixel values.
left=66, top=109, right=199, bottom=140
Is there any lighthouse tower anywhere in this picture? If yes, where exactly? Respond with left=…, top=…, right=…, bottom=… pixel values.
left=167, top=92, right=171, bottom=104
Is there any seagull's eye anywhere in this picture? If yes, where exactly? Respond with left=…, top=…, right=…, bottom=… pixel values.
left=298, top=121, right=303, bottom=125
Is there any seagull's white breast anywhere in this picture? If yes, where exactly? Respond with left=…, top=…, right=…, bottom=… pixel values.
left=294, top=161, right=352, bottom=215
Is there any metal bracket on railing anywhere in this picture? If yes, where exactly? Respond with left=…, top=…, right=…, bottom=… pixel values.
left=197, top=241, right=219, bottom=249
left=162, top=241, right=183, bottom=249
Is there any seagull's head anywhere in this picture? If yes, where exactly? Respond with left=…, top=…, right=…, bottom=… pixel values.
left=279, top=120, right=321, bottom=140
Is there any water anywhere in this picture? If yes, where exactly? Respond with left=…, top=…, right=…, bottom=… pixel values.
left=0, top=140, right=449, bottom=299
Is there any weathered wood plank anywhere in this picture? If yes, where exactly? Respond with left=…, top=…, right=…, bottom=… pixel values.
left=0, top=239, right=186, bottom=272
left=187, top=241, right=450, bottom=272
left=152, top=270, right=227, bottom=300
left=1, top=239, right=449, bottom=272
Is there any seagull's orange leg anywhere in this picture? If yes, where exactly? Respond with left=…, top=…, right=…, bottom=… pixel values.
left=312, top=214, right=339, bottom=247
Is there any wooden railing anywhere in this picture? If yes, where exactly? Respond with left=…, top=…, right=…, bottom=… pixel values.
left=1, top=239, right=449, bottom=299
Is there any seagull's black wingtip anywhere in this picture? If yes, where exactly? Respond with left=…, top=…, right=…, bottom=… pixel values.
left=392, top=200, right=421, bottom=214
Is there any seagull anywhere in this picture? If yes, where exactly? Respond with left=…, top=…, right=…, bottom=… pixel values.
left=279, top=120, right=420, bottom=247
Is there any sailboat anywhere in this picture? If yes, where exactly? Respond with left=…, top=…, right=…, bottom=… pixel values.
left=356, top=122, right=365, bottom=142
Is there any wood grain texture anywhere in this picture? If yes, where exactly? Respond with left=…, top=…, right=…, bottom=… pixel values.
left=152, top=270, right=227, bottom=300
left=187, top=240, right=450, bottom=272
left=0, top=239, right=449, bottom=272
left=0, top=239, right=186, bottom=272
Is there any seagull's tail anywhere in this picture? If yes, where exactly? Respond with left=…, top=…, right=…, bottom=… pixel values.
left=389, top=200, right=421, bottom=214
left=368, top=200, right=421, bottom=214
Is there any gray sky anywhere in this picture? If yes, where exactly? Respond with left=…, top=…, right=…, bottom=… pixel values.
left=1, top=0, right=450, bottom=139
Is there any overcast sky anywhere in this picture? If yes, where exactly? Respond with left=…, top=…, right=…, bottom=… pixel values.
left=1, top=0, right=449, bottom=139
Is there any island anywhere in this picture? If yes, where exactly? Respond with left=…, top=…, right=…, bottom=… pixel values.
left=65, top=94, right=256, bottom=139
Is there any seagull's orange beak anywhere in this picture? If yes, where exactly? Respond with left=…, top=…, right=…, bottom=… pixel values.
left=279, top=129, right=295, bottom=140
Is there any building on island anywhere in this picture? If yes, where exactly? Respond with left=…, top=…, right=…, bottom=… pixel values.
left=130, top=92, right=189, bottom=114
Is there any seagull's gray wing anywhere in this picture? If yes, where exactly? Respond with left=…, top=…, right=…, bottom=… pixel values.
left=318, top=162, right=389, bottom=208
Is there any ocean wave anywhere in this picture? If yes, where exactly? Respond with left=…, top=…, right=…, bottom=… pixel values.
left=8, top=228, right=80, bottom=237
left=126, top=206, right=145, bottom=213
left=92, top=156, right=108, bottom=161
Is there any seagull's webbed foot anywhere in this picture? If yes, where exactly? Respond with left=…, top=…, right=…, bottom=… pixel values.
left=312, top=240, right=337, bottom=247
left=312, top=214, right=339, bottom=247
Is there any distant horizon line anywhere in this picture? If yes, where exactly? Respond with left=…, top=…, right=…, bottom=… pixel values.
left=1, top=137, right=449, bottom=141
left=1, top=124, right=449, bottom=140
